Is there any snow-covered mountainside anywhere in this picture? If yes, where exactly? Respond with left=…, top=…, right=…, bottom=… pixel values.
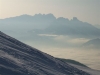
left=68, top=63, right=100, bottom=75
left=0, top=31, right=91, bottom=75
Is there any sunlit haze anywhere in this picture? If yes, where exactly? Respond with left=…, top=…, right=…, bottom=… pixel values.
left=0, top=0, right=100, bottom=71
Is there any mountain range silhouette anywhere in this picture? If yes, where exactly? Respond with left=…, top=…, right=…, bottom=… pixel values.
left=0, top=14, right=100, bottom=38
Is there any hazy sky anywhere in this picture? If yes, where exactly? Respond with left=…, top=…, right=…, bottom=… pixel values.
left=0, top=0, right=100, bottom=25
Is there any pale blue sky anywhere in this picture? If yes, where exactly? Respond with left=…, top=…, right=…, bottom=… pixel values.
left=0, top=0, right=100, bottom=25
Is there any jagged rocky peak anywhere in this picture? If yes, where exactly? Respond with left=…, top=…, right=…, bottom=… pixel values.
left=34, top=13, right=56, bottom=19
left=0, top=31, right=90, bottom=75
left=73, top=17, right=78, bottom=20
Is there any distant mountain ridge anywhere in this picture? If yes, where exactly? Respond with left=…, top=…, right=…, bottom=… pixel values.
left=0, top=14, right=56, bottom=30
left=82, top=38, right=100, bottom=49
left=44, top=17, right=100, bottom=37
left=0, top=13, right=100, bottom=38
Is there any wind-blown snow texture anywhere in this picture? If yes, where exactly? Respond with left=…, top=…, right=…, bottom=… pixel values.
left=0, top=31, right=90, bottom=75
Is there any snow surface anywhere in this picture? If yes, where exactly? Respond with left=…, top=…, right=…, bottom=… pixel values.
left=0, top=31, right=98, bottom=75
left=68, top=63, right=100, bottom=75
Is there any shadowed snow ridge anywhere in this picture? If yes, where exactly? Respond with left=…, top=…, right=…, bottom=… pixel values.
left=0, top=31, right=90, bottom=75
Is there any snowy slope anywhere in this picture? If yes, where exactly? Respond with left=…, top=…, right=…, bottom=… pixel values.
left=0, top=31, right=91, bottom=75
left=68, top=63, right=100, bottom=75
